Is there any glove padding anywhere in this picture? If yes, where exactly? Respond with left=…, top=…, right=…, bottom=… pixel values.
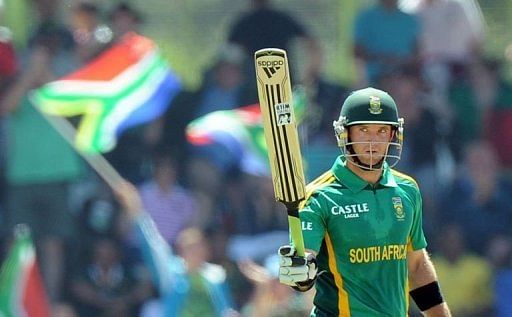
left=278, top=245, right=318, bottom=292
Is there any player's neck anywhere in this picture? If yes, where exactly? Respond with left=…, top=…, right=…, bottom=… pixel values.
left=346, top=161, right=382, bottom=185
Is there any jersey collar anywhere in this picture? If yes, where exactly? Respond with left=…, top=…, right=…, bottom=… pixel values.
left=380, top=165, right=398, bottom=188
left=331, top=156, right=398, bottom=193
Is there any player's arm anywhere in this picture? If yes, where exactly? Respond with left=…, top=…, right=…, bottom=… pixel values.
left=408, top=249, right=451, bottom=317
left=114, top=181, right=180, bottom=293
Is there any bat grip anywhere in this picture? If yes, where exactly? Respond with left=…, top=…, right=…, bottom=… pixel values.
left=287, top=204, right=306, bottom=257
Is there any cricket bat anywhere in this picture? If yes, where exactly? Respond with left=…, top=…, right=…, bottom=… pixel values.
left=254, top=48, right=307, bottom=257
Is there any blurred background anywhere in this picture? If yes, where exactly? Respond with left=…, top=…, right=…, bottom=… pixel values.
left=0, top=0, right=511, bottom=316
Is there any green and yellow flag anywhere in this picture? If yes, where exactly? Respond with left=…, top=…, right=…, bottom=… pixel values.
left=0, top=225, right=50, bottom=317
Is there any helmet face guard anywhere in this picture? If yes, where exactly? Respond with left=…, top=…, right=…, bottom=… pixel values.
left=333, top=117, right=404, bottom=170
left=333, top=87, right=404, bottom=171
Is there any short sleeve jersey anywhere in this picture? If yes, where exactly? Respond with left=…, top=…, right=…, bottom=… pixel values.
left=300, top=157, right=427, bottom=316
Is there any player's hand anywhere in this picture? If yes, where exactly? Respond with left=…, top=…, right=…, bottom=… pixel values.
left=278, top=245, right=317, bottom=292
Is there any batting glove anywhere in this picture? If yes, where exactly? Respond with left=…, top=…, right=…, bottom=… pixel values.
left=278, top=245, right=318, bottom=292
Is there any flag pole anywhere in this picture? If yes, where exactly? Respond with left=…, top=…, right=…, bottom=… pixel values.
left=34, top=106, right=125, bottom=189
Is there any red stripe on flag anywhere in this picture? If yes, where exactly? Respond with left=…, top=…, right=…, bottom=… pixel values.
left=22, top=262, right=50, bottom=317
left=64, top=32, right=155, bottom=82
left=187, top=134, right=214, bottom=145
left=237, top=104, right=261, bottom=124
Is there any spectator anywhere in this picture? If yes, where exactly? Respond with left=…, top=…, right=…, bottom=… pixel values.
left=488, top=235, right=512, bottom=317
left=227, top=0, right=321, bottom=89
left=0, top=9, right=17, bottom=91
left=0, top=22, right=18, bottom=211
left=0, top=22, right=83, bottom=302
left=70, top=237, right=153, bottom=317
left=193, top=44, right=247, bottom=118
left=216, top=172, right=288, bottom=237
left=157, top=44, right=254, bottom=167
left=414, top=0, right=485, bottom=99
left=481, top=58, right=512, bottom=170
left=469, top=57, right=511, bottom=121
left=138, top=150, right=198, bottom=245
left=353, top=0, right=420, bottom=86
left=115, top=181, right=236, bottom=316
left=223, top=174, right=290, bottom=263
left=302, top=75, right=349, bottom=146
left=206, top=226, right=252, bottom=311
left=69, top=2, right=112, bottom=63
left=32, top=0, right=61, bottom=24
left=0, top=26, right=17, bottom=89
left=72, top=181, right=125, bottom=267
left=447, top=64, right=483, bottom=155
left=238, top=254, right=313, bottom=316
left=431, top=224, right=493, bottom=317
left=108, top=2, right=143, bottom=40
left=185, top=157, right=226, bottom=231
left=440, top=141, right=512, bottom=255
left=103, top=115, right=157, bottom=185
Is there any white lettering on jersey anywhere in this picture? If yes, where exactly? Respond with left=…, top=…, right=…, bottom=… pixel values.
left=301, top=221, right=313, bottom=230
left=331, top=203, right=370, bottom=219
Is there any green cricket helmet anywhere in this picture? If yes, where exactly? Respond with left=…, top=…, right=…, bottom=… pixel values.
left=333, top=87, right=404, bottom=170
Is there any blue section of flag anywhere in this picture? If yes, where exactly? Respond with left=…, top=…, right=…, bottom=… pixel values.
left=116, top=70, right=181, bottom=135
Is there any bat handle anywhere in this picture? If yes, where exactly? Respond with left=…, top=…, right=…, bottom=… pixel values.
left=287, top=206, right=306, bottom=257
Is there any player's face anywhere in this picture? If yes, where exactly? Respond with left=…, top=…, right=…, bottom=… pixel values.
left=348, top=124, right=393, bottom=166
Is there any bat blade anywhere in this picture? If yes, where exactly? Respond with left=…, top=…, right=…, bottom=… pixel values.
left=255, top=48, right=306, bottom=256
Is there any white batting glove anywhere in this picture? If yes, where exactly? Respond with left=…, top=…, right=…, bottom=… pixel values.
left=278, top=245, right=318, bottom=292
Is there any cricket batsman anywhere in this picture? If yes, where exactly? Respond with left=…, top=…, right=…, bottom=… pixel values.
left=278, top=87, right=452, bottom=316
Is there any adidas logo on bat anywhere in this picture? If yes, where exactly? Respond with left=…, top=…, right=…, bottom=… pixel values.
left=262, top=66, right=280, bottom=78
left=258, top=60, right=284, bottom=78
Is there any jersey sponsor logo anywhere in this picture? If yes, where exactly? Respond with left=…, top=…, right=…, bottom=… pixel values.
left=392, top=197, right=405, bottom=221
left=301, top=221, right=313, bottom=231
left=331, top=203, right=369, bottom=218
left=349, top=244, right=408, bottom=264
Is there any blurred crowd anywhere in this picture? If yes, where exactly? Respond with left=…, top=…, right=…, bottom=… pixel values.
left=0, top=0, right=511, bottom=316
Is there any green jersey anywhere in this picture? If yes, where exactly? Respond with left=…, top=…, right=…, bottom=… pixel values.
left=300, top=157, right=427, bottom=317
